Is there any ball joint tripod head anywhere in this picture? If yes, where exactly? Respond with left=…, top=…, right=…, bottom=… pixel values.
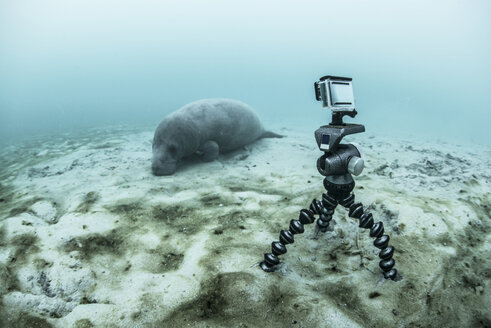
left=260, top=75, right=398, bottom=281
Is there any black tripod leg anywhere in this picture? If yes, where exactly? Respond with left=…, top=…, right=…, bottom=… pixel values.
left=260, top=205, right=316, bottom=272
left=313, top=193, right=337, bottom=233
left=342, top=196, right=398, bottom=280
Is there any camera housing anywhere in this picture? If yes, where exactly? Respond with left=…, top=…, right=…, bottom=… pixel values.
left=314, top=75, right=355, bottom=112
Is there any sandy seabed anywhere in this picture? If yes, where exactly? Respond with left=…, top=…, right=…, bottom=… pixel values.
left=0, top=124, right=489, bottom=328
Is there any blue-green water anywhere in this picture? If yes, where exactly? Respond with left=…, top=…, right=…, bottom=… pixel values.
left=1, top=0, right=490, bottom=144
left=1, top=3, right=490, bottom=327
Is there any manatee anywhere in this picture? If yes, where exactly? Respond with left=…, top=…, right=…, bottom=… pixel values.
left=152, top=98, right=282, bottom=175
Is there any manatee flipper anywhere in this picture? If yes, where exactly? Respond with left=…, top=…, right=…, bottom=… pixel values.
left=199, top=140, right=219, bottom=162
left=260, top=131, right=284, bottom=139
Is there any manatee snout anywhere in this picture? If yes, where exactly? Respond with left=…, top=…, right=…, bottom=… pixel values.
left=152, top=146, right=178, bottom=176
left=152, top=158, right=177, bottom=176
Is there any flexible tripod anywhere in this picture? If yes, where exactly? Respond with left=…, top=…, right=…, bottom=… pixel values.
left=259, top=76, right=397, bottom=280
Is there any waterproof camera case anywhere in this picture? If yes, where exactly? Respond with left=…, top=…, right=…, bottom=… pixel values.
left=314, top=75, right=355, bottom=112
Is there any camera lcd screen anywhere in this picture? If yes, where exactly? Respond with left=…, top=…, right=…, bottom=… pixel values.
left=330, top=82, right=354, bottom=107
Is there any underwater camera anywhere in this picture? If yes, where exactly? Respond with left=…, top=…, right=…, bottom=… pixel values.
left=260, top=75, right=398, bottom=280
left=314, top=75, right=355, bottom=112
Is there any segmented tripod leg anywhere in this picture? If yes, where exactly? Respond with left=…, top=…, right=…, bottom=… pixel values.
left=260, top=206, right=316, bottom=272
left=313, top=193, right=337, bottom=232
left=345, top=198, right=398, bottom=280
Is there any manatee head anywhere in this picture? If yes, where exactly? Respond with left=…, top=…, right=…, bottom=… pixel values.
left=152, top=139, right=181, bottom=176
left=152, top=116, right=199, bottom=176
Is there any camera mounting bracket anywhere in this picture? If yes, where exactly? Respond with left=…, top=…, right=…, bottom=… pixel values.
left=315, top=123, right=365, bottom=153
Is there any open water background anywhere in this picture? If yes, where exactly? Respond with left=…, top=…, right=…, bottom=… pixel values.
left=1, top=0, right=490, bottom=146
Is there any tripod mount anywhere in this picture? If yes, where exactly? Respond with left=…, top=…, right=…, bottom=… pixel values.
left=259, top=76, right=398, bottom=280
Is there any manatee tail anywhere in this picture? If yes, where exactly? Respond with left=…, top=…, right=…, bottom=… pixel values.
left=260, top=130, right=284, bottom=139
